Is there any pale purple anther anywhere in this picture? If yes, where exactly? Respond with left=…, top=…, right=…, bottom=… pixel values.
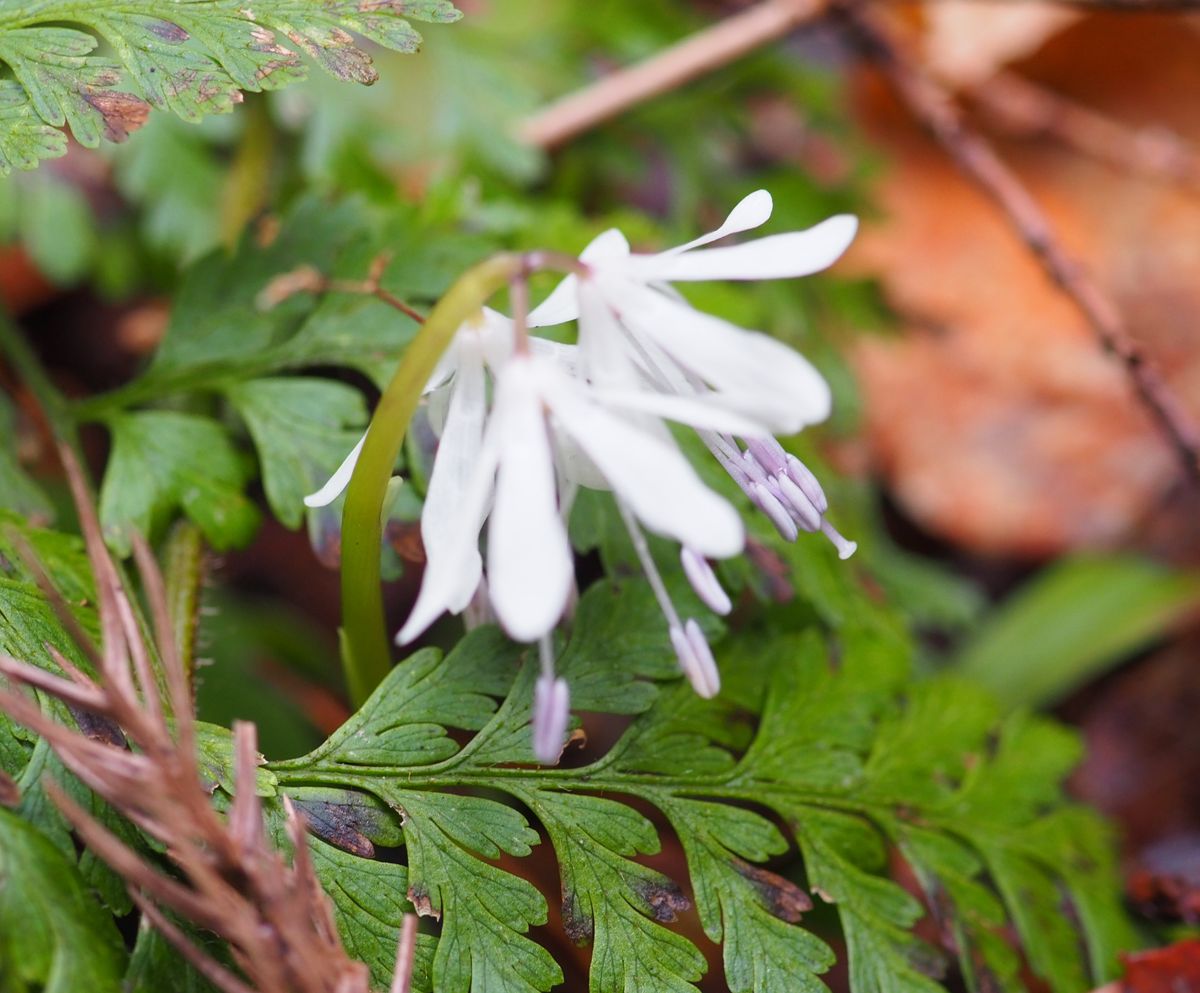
left=776, top=473, right=822, bottom=532
left=670, top=619, right=720, bottom=698
left=532, top=673, right=570, bottom=763
left=744, top=437, right=789, bottom=476
left=680, top=546, right=732, bottom=616
left=785, top=454, right=829, bottom=514
left=751, top=482, right=799, bottom=541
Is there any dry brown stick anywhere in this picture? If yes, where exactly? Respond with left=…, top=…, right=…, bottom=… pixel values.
left=840, top=1, right=1200, bottom=483
left=389, top=914, right=420, bottom=993
left=518, top=0, right=827, bottom=149
left=968, top=70, right=1200, bottom=192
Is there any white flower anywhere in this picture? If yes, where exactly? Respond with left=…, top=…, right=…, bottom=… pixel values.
left=396, top=350, right=755, bottom=646
left=529, top=191, right=859, bottom=559
left=529, top=190, right=857, bottom=433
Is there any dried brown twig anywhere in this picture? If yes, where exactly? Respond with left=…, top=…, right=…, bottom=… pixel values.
left=968, top=70, right=1200, bottom=192
left=837, top=1, right=1200, bottom=483
left=0, top=446, right=414, bottom=993
left=256, top=252, right=426, bottom=324
left=518, top=0, right=827, bottom=149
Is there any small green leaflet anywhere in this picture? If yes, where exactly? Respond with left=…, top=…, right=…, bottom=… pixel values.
left=262, top=581, right=1132, bottom=993
left=0, top=0, right=462, bottom=172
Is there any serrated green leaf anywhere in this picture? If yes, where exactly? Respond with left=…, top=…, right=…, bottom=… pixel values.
left=309, top=836, right=436, bottom=992
left=98, top=410, right=260, bottom=554
left=0, top=0, right=462, bottom=172
left=264, top=579, right=1131, bottom=993
left=225, top=377, right=367, bottom=529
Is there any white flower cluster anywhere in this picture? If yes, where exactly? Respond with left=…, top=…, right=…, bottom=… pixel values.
left=308, top=191, right=858, bottom=760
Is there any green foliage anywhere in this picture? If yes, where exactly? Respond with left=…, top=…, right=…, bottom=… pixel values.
left=99, top=410, right=261, bottom=555
left=260, top=581, right=1132, bottom=993
left=955, top=555, right=1200, bottom=709
left=0, top=0, right=462, bottom=173
left=0, top=806, right=127, bottom=993
left=0, top=394, right=52, bottom=520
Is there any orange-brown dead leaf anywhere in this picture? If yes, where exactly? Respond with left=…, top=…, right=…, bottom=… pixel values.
left=846, top=14, right=1200, bottom=557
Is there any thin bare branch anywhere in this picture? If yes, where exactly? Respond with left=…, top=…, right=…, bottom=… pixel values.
left=229, top=722, right=264, bottom=854
left=968, top=70, right=1200, bottom=192
left=389, top=915, right=420, bottom=993
left=257, top=256, right=426, bottom=324
left=519, top=0, right=827, bottom=149
left=839, top=1, right=1200, bottom=483
left=57, top=445, right=134, bottom=694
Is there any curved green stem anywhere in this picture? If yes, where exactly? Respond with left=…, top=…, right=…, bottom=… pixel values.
left=340, top=254, right=524, bottom=706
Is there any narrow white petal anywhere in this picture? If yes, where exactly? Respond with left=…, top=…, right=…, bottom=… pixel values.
left=591, top=388, right=769, bottom=437
left=421, top=342, right=489, bottom=611
left=623, top=287, right=831, bottom=432
left=486, top=361, right=574, bottom=642
left=528, top=228, right=631, bottom=327
left=661, top=190, right=774, bottom=255
left=577, top=279, right=646, bottom=389
left=544, top=369, right=744, bottom=558
left=630, top=215, right=858, bottom=283
left=303, top=434, right=366, bottom=508
left=396, top=385, right=503, bottom=644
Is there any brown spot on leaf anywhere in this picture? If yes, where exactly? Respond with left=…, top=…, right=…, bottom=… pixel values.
left=148, top=19, right=189, bottom=42
left=68, top=704, right=127, bottom=748
left=732, top=858, right=813, bottom=922
left=407, top=883, right=440, bottom=920
left=289, top=796, right=376, bottom=859
left=637, top=878, right=690, bottom=923
left=0, top=772, right=19, bottom=808
left=82, top=90, right=150, bottom=143
left=561, top=887, right=593, bottom=944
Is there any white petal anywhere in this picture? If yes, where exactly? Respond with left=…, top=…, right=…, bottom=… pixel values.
left=661, top=190, right=774, bottom=256
left=528, top=228, right=631, bottom=328
left=420, top=341, right=488, bottom=611
left=397, top=386, right=502, bottom=644
left=577, top=279, right=646, bottom=390
left=543, top=369, right=744, bottom=558
left=303, top=434, right=366, bottom=508
left=486, top=361, right=574, bottom=642
left=630, top=215, right=858, bottom=283
left=622, top=287, right=831, bottom=433
left=591, top=387, right=769, bottom=438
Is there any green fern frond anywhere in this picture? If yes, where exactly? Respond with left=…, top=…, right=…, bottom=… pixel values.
left=258, top=581, right=1134, bottom=993
left=0, top=0, right=462, bottom=173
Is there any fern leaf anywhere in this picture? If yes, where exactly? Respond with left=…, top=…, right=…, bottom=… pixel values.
left=0, top=0, right=461, bottom=172
left=260, top=583, right=1133, bottom=993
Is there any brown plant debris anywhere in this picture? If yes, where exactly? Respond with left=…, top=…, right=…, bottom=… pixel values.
left=0, top=445, right=381, bottom=993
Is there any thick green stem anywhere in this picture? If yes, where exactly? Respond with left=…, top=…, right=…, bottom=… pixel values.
left=339, top=254, right=524, bottom=706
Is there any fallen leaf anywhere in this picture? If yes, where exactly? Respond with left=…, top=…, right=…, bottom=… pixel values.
left=846, top=13, right=1200, bottom=556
